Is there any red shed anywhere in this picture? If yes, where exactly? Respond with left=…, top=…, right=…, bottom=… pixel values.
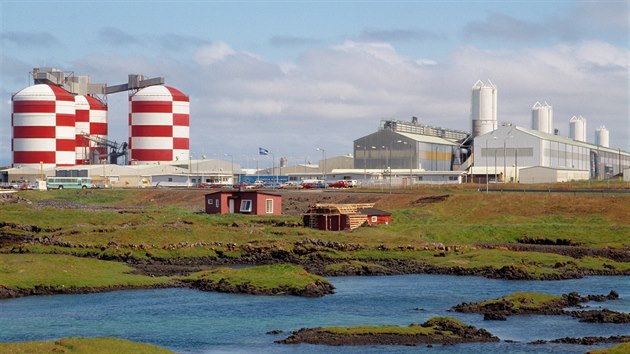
left=358, top=207, right=392, bottom=226
left=205, top=191, right=282, bottom=216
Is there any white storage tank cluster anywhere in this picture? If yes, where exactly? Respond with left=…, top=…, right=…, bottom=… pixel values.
left=531, top=101, right=553, bottom=134
left=129, top=85, right=190, bottom=164
left=74, top=95, right=108, bottom=164
left=11, top=84, right=76, bottom=168
left=471, top=80, right=497, bottom=137
left=595, top=126, right=609, bottom=147
left=569, top=115, right=587, bottom=142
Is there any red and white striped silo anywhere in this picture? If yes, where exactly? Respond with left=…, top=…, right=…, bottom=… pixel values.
left=128, top=85, right=189, bottom=164
left=75, top=95, right=108, bottom=164
left=12, top=84, right=76, bottom=168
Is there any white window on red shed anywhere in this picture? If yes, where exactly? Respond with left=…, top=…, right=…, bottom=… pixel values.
left=265, top=199, right=273, bottom=214
left=240, top=199, right=253, bottom=212
left=371, top=216, right=378, bottom=222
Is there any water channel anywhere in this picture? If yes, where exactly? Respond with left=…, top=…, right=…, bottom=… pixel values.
left=1, top=275, right=628, bottom=353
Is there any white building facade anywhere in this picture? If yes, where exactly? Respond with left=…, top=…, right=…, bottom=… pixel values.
left=472, top=125, right=630, bottom=183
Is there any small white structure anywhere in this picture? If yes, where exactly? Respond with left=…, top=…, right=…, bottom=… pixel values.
left=595, top=126, right=609, bottom=148
left=624, top=168, right=630, bottom=182
left=531, top=101, right=553, bottom=134
left=519, top=166, right=590, bottom=184
left=569, top=115, right=587, bottom=142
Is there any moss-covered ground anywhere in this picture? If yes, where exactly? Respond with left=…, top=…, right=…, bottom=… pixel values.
left=0, top=337, right=174, bottom=354
left=1, top=187, right=629, bottom=291
left=588, top=342, right=630, bottom=354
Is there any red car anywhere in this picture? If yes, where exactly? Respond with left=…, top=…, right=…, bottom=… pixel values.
left=328, top=180, right=349, bottom=188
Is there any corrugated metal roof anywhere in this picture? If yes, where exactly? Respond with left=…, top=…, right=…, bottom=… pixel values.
left=515, top=126, right=630, bottom=157
left=395, top=132, right=459, bottom=146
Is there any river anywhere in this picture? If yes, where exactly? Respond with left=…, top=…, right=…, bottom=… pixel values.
left=1, top=275, right=628, bottom=353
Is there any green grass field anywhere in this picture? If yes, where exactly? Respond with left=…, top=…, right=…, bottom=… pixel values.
left=588, top=342, right=630, bottom=354
left=0, top=253, right=169, bottom=289
left=0, top=337, right=174, bottom=354
left=1, top=188, right=629, bottom=288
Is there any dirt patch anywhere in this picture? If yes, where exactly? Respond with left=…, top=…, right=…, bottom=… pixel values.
left=0, top=192, right=31, bottom=205
left=411, top=194, right=450, bottom=205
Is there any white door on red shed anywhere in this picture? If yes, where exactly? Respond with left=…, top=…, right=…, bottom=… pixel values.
left=229, top=199, right=235, bottom=213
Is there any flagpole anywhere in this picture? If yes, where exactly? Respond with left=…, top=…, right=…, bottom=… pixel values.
left=272, top=152, right=276, bottom=185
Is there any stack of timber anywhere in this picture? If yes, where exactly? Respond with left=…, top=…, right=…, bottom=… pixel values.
left=303, top=203, right=375, bottom=231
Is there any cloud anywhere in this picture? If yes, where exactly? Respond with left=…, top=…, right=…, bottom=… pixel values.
left=97, top=27, right=210, bottom=52
left=462, top=13, right=545, bottom=42
left=269, top=35, right=321, bottom=47
left=1, top=36, right=627, bottom=165
left=359, top=28, right=443, bottom=42
left=102, top=40, right=630, bottom=159
left=156, top=34, right=209, bottom=51
left=0, top=31, right=58, bottom=46
left=462, top=2, right=629, bottom=44
left=98, top=27, right=140, bottom=46
left=194, top=41, right=236, bottom=65
left=572, top=1, right=629, bottom=31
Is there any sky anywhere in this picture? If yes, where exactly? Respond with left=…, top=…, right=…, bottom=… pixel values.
left=1, top=0, right=628, bottom=168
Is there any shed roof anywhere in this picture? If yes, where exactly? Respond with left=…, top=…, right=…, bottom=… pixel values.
left=204, top=190, right=281, bottom=197
left=358, top=207, right=391, bottom=216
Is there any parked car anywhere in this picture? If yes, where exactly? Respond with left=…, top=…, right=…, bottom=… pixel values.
left=302, top=182, right=326, bottom=189
left=328, top=180, right=349, bottom=188
left=280, top=182, right=302, bottom=189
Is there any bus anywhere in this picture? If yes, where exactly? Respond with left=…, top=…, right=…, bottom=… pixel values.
left=46, top=177, right=93, bottom=190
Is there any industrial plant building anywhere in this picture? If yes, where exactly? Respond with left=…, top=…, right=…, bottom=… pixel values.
left=9, top=67, right=189, bottom=170
left=352, top=79, right=630, bottom=184
left=4, top=67, right=630, bottom=187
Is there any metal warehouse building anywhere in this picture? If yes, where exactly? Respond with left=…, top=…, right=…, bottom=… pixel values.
left=471, top=124, right=630, bottom=183
left=353, top=119, right=471, bottom=173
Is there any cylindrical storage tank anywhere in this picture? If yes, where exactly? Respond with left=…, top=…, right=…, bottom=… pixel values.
left=129, top=85, right=189, bottom=164
left=569, top=115, right=587, bottom=142
left=471, top=80, right=497, bottom=137
left=12, top=84, right=76, bottom=168
left=531, top=101, right=553, bottom=134
left=595, top=125, right=609, bottom=148
left=75, top=95, right=108, bottom=165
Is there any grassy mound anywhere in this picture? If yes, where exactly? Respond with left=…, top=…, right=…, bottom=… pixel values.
left=278, top=316, right=499, bottom=345
left=0, top=253, right=168, bottom=291
left=588, top=342, right=630, bottom=354
left=182, top=264, right=334, bottom=297
left=0, top=337, right=174, bottom=353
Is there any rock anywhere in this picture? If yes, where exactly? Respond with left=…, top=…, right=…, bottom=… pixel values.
left=483, top=312, right=507, bottom=321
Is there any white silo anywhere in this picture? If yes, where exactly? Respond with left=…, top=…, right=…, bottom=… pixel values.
left=531, top=101, right=553, bottom=134
left=471, top=80, right=497, bottom=137
left=569, top=115, right=587, bottom=142
left=595, top=126, right=609, bottom=147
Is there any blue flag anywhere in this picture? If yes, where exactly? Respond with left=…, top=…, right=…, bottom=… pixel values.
left=259, top=147, right=269, bottom=156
